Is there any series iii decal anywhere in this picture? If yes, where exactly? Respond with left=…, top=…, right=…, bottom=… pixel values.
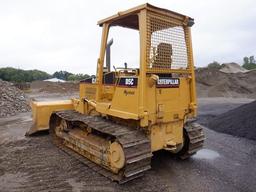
left=124, top=90, right=135, bottom=96
left=156, top=78, right=180, bottom=88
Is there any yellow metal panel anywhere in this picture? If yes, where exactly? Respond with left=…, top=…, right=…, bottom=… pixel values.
left=72, top=99, right=85, bottom=114
left=157, top=78, right=190, bottom=118
left=185, top=26, right=197, bottom=117
left=96, top=87, right=139, bottom=120
left=97, top=3, right=191, bottom=26
left=102, top=85, right=115, bottom=101
left=111, top=87, right=139, bottom=115
left=80, top=83, right=97, bottom=100
left=138, top=9, right=148, bottom=117
left=145, top=76, right=157, bottom=124
left=150, top=120, right=183, bottom=152
left=96, top=23, right=109, bottom=101
left=26, top=100, right=74, bottom=135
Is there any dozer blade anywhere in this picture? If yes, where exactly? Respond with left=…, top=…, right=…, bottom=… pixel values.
left=26, top=100, right=74, bottom=136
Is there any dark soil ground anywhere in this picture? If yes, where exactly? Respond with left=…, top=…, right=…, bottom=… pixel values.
left=0, top=97, right=256, bottom=192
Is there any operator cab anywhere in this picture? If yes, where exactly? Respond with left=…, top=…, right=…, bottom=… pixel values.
left=102, top=13, right=140, bottom=86
left=98, top=4, right=191, bottom=87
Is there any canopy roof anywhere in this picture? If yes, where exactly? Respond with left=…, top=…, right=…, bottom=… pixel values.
left=97, top=3, right=193, bottom=30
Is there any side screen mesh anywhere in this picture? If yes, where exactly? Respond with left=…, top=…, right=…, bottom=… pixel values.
left=146, top=12, right=188, bottom=72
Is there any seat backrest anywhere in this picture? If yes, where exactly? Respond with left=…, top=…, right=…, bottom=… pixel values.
left=154, top=43, right=172, bottom=68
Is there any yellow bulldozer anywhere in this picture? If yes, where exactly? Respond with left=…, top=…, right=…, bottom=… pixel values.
left=27, top=4, right=204, bottom=183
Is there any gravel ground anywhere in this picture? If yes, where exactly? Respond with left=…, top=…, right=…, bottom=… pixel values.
left=208, top=100, right=256, bottom=140
left=0, top=97, right=255, bottom=192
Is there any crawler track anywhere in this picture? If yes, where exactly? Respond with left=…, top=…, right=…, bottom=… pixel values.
left=49, top=110, right=152, bottom=183
left=179, top=122, right=205, bottom=159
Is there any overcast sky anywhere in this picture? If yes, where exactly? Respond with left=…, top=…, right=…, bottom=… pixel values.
left=0, top=0, right=255, bottom=75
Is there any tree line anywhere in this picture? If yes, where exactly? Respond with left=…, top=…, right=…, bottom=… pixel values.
left=207, top=55, right=256, bottom=70
left=0, top=67, right=91, bottom=83
left=243, top=56, right=256, bottom=70
left=1, top=55, right=255, bottom=83
left=52, top=71, right=90, bottom=81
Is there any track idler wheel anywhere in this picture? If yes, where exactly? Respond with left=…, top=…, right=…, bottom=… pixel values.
left=109, top=142, right=125, bottom=170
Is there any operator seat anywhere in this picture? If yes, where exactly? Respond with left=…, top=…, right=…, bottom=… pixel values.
left=154, top=43, right=172, bottom=68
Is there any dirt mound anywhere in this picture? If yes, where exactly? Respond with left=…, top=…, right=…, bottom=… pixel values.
left=0, top=80, right=30, bottom=117
left=31, top=81, right=79, bottom=93
left=207, top=100, right=256, bottom=140
left=196, top=68, right=256, bottom=98
left=220, top=63, right=248, bottom=73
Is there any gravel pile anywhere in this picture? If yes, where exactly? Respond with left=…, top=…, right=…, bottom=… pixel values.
left=208, top=100, right=256, bottom=140
left=0, top=80, right=31, bottom=117
left=220, top=62, right=248, bottom=73
left=196, top=68, right=256, bottom=98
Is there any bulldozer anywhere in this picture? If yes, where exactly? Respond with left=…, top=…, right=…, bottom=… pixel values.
left=27, top=4, right=204, bottom=183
